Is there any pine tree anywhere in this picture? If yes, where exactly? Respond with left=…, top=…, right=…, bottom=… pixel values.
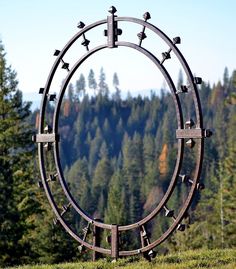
left=223, top=67, right=229, bottom=89
left=112, top=72, right=121, bottom=101
left=98, top=67, right=109, bottom=96
left=104, top=170, right=128, bottom=225
left=76, top=74, right=86, bottom=98
left=92, top=144, right=113, bottom=218
left=0, top=40, right=34, bottom=266
left=221, top=106, right=236, bottom=247
left=88, top=69, right=97, bottom=94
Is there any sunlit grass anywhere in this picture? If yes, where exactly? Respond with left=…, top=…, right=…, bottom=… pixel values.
left=4, top=248, right=236, bottom=269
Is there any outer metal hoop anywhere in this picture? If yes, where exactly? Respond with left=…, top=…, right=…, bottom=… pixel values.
left=35, top=7, right=211, bottom=259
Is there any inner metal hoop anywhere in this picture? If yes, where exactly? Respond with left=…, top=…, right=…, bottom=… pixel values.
left=52, top=42, right=185, bottom=231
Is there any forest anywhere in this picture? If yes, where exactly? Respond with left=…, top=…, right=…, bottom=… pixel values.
left=0, top=39, right=236, bottom=267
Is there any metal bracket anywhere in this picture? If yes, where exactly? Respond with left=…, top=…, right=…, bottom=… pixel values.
left=111, top=224, right=119, bottom=260
left=104, top=6, right=122, bottom=48
left=32, top=133, right=60, bottom=143
left=176, top=128, right=212, bottom=139
left=140, top=225, right=156, bottom=261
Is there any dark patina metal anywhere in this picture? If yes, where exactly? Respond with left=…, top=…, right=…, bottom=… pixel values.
left=34, top=6, right=211, bottom=261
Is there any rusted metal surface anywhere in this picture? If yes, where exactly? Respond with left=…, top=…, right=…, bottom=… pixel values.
left=35, top=6, right=211, bottom=261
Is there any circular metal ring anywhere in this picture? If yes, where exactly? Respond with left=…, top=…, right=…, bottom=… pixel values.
left=36, top=8, right=206, bottom=257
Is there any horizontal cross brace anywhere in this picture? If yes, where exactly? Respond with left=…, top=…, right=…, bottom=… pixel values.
left=33, top=133, right=60, bottom=143
left=176, top=128, right=209, bottom=139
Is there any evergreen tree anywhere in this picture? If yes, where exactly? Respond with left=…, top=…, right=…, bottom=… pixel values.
left=221, top=106, right=236, bottom=247
left=98, top=67, right=109, bottom=96
left=92, top=145, right=113, bottom=218
left=66, top=158, right=90, bottom=206
left=0, top=40, right=34, bottom=266
left=88, top=69, right=97, bottom=94
left=104, top=170, right=128, bottom=225
left=67, top=83, right=75, bottom=103
left=223, top=67, right=229, bottom=89
left=112, top=72, right=121, bottom=101
left=75, top=74, right=86, bottom=98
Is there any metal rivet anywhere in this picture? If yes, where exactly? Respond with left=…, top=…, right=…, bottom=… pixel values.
left=143, top=12, right=151, bottom=21
left=204, top=129, right=213, bottom=138
left=137, top=32, right=147, bottom=40
left=194, top=77, right=202, bottom=84
left=173, top=36, right=181, bottom=44
left=108, top=6, right=117, bottom=14
left=39, top=88, right=44, bottom=94
left=162, top=52, right=171, bottom=60
left=77, top=21, right=85, bottom=29
left=186, top=138, right=195, bottom=148
left=177, top=224, right=186, bottom=232
left=53, top=49, right=60, bottom=56
left=185, top=119, right=195, bottom=129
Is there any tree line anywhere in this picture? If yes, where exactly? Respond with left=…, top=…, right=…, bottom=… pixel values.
left=0, top=39, right=236, bottom=266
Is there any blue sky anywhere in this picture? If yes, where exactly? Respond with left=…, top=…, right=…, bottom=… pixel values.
left=0, top=1, right=235, bottom=105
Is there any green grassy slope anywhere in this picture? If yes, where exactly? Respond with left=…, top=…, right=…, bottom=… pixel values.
left=4, top=248, right=236, bottom=269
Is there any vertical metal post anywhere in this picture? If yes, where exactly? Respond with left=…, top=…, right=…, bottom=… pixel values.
left=92, top=224, right=102, bottom=261
left=111, top=224, right=119, bottom=260
left=107, top=13, right=116, bottom=48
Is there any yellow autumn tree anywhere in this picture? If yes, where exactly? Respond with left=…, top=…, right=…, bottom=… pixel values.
left=159, top=143, right=168, bottom=176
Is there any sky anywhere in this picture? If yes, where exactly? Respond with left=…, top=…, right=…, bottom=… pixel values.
left=0, top=1, right=235, bottom=107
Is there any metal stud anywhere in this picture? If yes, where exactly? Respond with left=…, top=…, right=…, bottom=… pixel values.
left=39, top=88, right=44, bottom=94
left=82, top=225, right=90, bottom=235
left=148, top=249, right=157, bottom=259
left=108, top=6, right=117, bottom=14
left=81, top=39, right=90, bottom=47
left=176, top=85, right=189, bottom=94
left=140, top=225, right=156, bottom=261
left=162, top=52, right=171, bottom=60
left=197, top=183, right=205, bottom=191
left=44, top=143, right=52, bottom=151
left=44, top=125, right=52, bottom=133
left=137, top=12, right=150, bottom=47
left=62, top=204, right=70, bottom=213
left=48, top=94, right=56, bottom=101
left=164, top=206, right=174, bottom=218
left=53, top=203, right=71, bottom=226
left=62, top=62, right=69, bottom=70
left=116, top=28, right=122, bottom=35
left=185, top=119, right=195, bottom=129
left=78, top=245, right=84, bottom=253
left=137, top=32, right=147, bottom=40
left=37, top=181, right=43, bottom=188
left=194, top=77, right=202, bottom=84
left=53, top=49, right=60, bottom=56
left=173, top=36, right=181, bottom=44
left=78, top=222, right=91, bottom=252
left=179, top=174, right=191, bottom=183
left=204, top=129, right=213, bottom=137
left=77, top=21, right=85, bottom=29
left=180, top=175, right=205, bottom=191
left=47, top=173, right=57, bottom=182
left=186, top=138, right=195, bottom=148
left=177, top=223, right=186, bottom=232
left=77, top=22, right=90, bottom=51
left=53, top=218, right=58, bottom=225
left=143, top=12, right=151, bottom=21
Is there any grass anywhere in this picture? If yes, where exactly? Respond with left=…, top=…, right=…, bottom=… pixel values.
left=4, top=248, right=236, bottom=269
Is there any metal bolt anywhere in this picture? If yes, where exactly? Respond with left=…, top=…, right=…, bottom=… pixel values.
left=77, top=21, right=85, bottom=29
left=143, top=12, right=151, bottom=21
left=108, top=6, right=117, bottom=14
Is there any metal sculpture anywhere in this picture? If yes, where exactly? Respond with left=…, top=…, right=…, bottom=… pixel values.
left=33, top=7, right=212, bottom=261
